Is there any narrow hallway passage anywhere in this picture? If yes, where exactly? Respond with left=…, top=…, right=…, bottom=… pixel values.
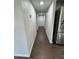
left=30, top=27, right=64, bottom=59
left=14, top=0, right=64, bottom=59
left=15, top=27, right=64, bottom=59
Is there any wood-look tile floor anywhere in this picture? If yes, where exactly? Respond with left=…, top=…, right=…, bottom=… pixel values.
left=15, top=27, right=64, bottom=59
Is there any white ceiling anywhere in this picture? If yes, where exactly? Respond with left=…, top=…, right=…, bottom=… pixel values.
left=30, top=0, right=53, bottom=12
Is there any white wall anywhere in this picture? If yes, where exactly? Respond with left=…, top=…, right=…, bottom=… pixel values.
left=22, top=0, right=37, bottom=57
left=14, top=0, right=29, bottom=57
left=14, top=0, right=37, bottom=57
left=45, top=0, right=56, bottom=43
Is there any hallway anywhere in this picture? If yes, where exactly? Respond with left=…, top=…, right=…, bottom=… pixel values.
left=15, top=27, right=64, bottom=59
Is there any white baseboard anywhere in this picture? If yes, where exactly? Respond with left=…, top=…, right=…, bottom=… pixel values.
left=49, top=41, right=53, bottom=44
left=14, top=53, right=30, bottom=57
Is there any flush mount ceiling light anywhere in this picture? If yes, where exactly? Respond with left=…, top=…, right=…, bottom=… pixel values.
left=40, top=1, right=44, bottom=5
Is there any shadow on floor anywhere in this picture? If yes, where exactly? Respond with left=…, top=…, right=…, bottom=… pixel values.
left=14, top=27, right=64, bottom=59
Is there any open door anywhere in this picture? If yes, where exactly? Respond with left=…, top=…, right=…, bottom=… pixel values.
left=53, top=8, right=61, bottom=44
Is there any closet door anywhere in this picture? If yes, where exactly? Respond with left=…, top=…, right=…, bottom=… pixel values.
left=56, top=7, right=64, bottom=44
left=37, top=15, right=45, bottom=27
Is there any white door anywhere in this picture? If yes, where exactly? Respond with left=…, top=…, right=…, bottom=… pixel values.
left=37, top=15, right=45, bottom=27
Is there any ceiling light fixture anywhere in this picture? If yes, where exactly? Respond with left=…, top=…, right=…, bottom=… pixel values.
left=40, top=1, right=44, bottom=5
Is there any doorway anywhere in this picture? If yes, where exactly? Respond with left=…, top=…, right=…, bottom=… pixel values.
left=53, top=8, right=61, bottom=44
left=37, top=13, right=45, bottom=29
